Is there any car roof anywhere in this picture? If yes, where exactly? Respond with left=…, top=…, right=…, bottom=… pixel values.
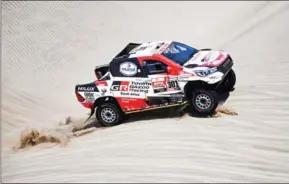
left=128, top=40, right=172, bottom=58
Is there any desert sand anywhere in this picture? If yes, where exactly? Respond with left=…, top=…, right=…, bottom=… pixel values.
left=2, top=1, right=289, bottom=182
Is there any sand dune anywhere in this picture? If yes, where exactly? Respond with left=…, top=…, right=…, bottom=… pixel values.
left=2, top=1, right=289, bottom=182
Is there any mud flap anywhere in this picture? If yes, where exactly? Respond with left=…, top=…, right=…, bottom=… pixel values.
left=83, top=107, right=95, bottom=124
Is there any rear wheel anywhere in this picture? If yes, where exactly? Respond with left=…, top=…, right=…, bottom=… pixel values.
left=190, top=89, right=219, bottom=116
left=218, top=69, right=236, bottom=92
left=96, top=103, right=123, bottom=126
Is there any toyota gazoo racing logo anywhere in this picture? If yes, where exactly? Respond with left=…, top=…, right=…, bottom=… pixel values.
left=119, top=62, right=137, bottom=76
left=110, top=81, right=129, bottom=91
left=111, top=84, right=128, bottom=91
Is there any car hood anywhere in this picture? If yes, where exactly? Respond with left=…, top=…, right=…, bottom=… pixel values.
left=183, top=50, right=228, bottom=68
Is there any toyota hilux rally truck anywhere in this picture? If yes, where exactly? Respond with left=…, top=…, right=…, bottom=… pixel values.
left=75, top=41, right=236, bottom=126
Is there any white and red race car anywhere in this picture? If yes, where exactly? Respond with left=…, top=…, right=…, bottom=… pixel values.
left=75, top=41, right=236, bottom=126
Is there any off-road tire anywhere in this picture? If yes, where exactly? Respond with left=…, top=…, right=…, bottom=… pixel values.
left=218, top=69, right=236, bottom=92
left=190, top=89, right=219, bottom=116
left=96, top=103, right=123, bottom=126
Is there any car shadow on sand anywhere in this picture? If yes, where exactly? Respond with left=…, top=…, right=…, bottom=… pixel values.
left=126, top=90, right=231, bottom=121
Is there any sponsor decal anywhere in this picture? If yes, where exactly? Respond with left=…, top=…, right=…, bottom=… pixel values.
left=111, top=84, right=128, bottom=91
left=152, top=81, right=165, bottom=87
left=121, top=92, right=140, bottom=96
left=119, top=62, right=138, bottom=76
left=77, top=86, right=96, bottom=91
left=129, top=81, right=151, bottom=93
left=111, top=81, right=129, bottom=91
left=152, top=81, right=167, bottom=93
left=111, top=81, right=151, bottom=94
left=84, top=92, right=95, bottom=102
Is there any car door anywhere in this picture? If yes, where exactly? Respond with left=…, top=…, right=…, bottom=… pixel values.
left=142, top=59, right=182, bottom=97
left=109, top=57, right=150, bottom=112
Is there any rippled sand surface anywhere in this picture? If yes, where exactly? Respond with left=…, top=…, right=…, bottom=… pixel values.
left=2, top=1, right=289, bottom=182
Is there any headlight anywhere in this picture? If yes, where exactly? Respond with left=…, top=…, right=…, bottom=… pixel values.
left=195, top=67, right=217, bottom=77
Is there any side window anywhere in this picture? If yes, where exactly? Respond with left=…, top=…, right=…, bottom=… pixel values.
left=143, top=60, right=167, bottom=75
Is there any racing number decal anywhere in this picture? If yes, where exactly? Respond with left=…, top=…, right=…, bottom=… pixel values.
left=167, top=81, right=179, bottom=89
left=151, top=77, right=180, bottom=93
left=166, top=77, right=180, bottom=91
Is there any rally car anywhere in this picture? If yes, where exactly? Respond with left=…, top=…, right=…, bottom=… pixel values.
left=75, top=41, right=236, bottom=126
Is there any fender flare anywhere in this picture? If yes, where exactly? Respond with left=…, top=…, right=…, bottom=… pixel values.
left=83, top=96, right=122, bottom=124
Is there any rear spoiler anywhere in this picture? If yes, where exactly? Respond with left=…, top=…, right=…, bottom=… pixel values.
left=114, top=42, right=141, bottom=58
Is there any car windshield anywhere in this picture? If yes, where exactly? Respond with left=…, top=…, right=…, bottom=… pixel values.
left=161, top=42, right=199, bottom=66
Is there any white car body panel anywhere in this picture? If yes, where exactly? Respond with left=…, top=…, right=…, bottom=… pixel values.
left=77, top=41, right=234, bottom=106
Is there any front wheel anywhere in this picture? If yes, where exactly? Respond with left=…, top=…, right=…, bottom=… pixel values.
left=190, top=89, right=219, bottom=116
left=96, top=103, right=123, bottom=126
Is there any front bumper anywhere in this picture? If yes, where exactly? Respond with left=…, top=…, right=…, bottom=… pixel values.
left=218, top=56, right=234, bottom=75
left=214, top=56, right=234, bottom=87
